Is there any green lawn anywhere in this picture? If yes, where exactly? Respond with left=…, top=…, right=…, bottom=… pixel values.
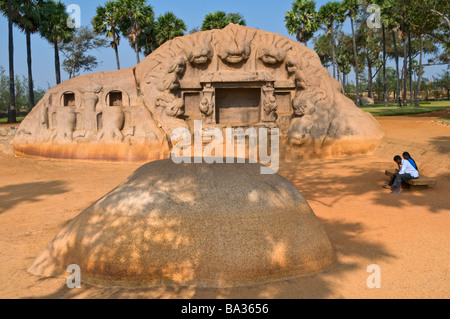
left=0, top=117, right=25, bottom=124
left=361, top=101, right=450, bottom=116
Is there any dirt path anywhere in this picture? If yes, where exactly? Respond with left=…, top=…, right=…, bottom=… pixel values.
left=0, top=113, right=448, bottom=299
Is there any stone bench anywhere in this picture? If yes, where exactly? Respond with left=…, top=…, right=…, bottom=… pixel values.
left=385, top=169, right=437, bottom=187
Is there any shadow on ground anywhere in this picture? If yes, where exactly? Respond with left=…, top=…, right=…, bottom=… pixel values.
left=0, top=181, right=70, bottom=215
left=279, top=157, right=449, bottom=213
left=22, top=217, right=394, bottom=299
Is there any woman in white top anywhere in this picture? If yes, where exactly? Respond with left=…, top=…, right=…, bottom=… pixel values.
left=391, top=155, right=419, bottom=194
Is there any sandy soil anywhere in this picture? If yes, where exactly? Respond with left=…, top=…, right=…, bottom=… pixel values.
left=0, top=112, right=449, bottom=299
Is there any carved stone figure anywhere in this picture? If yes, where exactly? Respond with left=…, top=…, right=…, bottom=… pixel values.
left=82, top=93, right=99, bottom=132
left=288, top=89, right=329, bottom=151
left=200, top=83, right=215, bottom=123
left=258, top=34, right=291, bottom=65
left=174, top=32, right=214, bottom=66
left=14, top=24, right=384, bottom=161
left=262, top=83, right=278, bottom=122
left=52, top=106, right=78, bottom=142
left=96, top=105, right=125, bottom=142
left=214, top=24, right=256, bottom=64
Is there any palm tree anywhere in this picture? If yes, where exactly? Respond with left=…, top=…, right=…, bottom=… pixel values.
left=342, top=0, right=361, bottom=106
left=318, top=1, right=346, bottom=81
left=201, top=11, right=246, bottom=31
left=155, top=12, right=186, bottom=47
left=118, top=0, right=154, bottom=64
left=409, top=1, right=441, bottom=107
left=39, top=0, right=74, bottom=85
left=6, top=0, right=15, bottom=123
left=227, top=13, right=246, bottom=26
left=285, top=0, right=319, bottom=47
left=0, top=0, right=43, bottom=109
left=92, top=1, right=123, bottom=70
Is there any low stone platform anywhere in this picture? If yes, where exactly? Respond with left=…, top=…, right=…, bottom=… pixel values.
left=385, top=169, right=437, bottom=187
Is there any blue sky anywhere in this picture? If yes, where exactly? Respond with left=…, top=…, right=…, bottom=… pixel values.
left=0, top=0, right=443, bottom=89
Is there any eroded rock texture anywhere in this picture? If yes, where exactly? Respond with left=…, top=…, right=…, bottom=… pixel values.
left=14, top=24, right=383, bottom=161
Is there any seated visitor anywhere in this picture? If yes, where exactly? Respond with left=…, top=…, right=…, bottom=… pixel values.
left=403, top=152, right=418, bottom=171
left=391, top=155, right=419, bottom=194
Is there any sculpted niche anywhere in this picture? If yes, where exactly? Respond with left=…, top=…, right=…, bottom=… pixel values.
left=14, top=24, right=383, bottom=162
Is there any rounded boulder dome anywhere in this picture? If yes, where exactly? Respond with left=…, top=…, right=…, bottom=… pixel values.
left=29, top=159, right=335, bottom=288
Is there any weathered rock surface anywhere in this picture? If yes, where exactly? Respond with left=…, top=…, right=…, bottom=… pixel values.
left=14, top=24, right=383, bottom=161
left=28, top=159, right=336, bottom=288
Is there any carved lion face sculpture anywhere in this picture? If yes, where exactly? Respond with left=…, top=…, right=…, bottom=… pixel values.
left=292, top=89, right=327, bottom=117
left=258, top=35, right=291, bottom=65
left=188, top=33, right=214, bottom=66
left=156, top=56, right=186, bottom=92
left=214, top=24, right=256, bottom=64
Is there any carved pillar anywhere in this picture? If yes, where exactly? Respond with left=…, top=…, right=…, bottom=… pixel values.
left=261, top=82, right=278, bottom=122
left=82, top=93, right=98, bottom=131
left=200, top=83, right=215, bottom=124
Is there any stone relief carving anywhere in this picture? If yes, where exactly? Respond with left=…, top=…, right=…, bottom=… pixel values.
left=96, top=105, right=125, bottom=142
left=288, top=89, right=330, bottom=152
left=51, top=106, right=78, bottom=142
left=214, top=24, right=257, bottom=64
left=200, top=83, right=215, bottom=123
left=257, top=34, right=292, bottom=65
left=14, top=24, right=384, bottom=161
left=174, top=32, right=214, bottom=67
left=262, top=83, right=278, bottom=122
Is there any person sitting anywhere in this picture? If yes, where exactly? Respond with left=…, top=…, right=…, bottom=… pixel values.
left=391, top=155, right=419, bottom=194
left=383, top=159, right=401, bottom=189
left=403, top=152, right=418, bottom=171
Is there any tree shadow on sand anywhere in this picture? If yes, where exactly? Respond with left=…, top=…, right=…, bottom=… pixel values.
left=0, top=181, right=70, bottom=215
left=279, top=157, right=449, bottom=213
left=22, top=217, right=394, bottom=299
left=21, top=159, right=396, bottom=299
left=428, top=136, right=450, bottom=154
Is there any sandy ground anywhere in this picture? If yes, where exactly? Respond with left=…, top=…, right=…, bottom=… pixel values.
left=0, top=112, right=449, bottom=299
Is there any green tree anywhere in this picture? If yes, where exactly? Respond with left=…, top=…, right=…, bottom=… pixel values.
left=341, top=0, right=361, bottom=106
left=227, top=12, right=246, bottom=25
left=313, top=33, right=332, bottom=67
left=285, top=0, right=320, bottom=47
left=356, top=16, right=383, bottom=100
left=135, top=20, right=156, bottom=56
left=155, top=12, right=186, bottom=47
left=318, top=1, right=346, bottom=81
left=118, top=0, right=154, bottom=64
left=0, top=65, right=46, bottom=115
left=39, top=0, right=74, bottom=85
left=433, top=70, right=450, bottom=100
left=0, top=0, right=44, bottom=109
left=409, top=0, right=443, bottom=106
left=92, top=0, right=123, bottom=70
left=201, top=11, right=246, bottom=31
left=6, top=0, right=15, bottom=122
left=60, top=26, right=108, bottom=79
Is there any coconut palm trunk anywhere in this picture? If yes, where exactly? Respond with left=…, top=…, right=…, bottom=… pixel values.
left=134, top=35, right=140, bottom=64
left=350, top=16, right=360, bottom=106
left=415, top=35, right=424, bottom=107
left=26, top=27, right=35, bottom=108
left=402, top=38, right=408, bottom=106
left=408, top=32, right=413, bottom=106
left=392, top=30, right=401, bottom=106
left=7, top=0, right=16, bottom=123
left=382, top=24, right=388, bottom=107
left=331, top=26, right=336, bottom=79
left=113, top=33, right=121, bottom=70
left=54, top=41, right=61, bottom=84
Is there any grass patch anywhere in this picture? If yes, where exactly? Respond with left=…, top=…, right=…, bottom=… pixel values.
left=361, top=101, right=450, bottom=116
left=0, top=117, right=25, bottom=124
left=438, top=117, right=450, bottom=122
